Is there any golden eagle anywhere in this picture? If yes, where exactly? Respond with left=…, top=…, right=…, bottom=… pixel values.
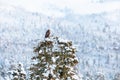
left=45, top=29, right=50, bottom=38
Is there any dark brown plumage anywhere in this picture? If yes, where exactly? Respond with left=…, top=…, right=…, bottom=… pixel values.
left=45, top=29, right=50, bottom=38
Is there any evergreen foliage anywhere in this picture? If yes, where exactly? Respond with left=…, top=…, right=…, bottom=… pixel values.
left=30, top=36, right=79, bottom=80
left=11, top=63, right=26, bottom=80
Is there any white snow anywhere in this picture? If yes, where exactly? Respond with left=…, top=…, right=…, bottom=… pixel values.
left=0, top=0, right=120, bottom=16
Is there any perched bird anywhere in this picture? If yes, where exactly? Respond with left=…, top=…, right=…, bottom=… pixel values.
left=45, top=29, right=50, bottom=38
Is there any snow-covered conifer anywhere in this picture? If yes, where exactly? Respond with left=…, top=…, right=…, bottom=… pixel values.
left=30, top=33, right=79, bottom=80
left=10, top=63, right=26, bottom=80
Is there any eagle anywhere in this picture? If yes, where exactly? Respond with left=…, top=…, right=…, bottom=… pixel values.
left=45, top=29, right=50, bottom=38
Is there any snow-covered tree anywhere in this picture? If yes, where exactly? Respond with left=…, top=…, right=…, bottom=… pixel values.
left=10, top=63, right=26, bottom=80
left=94, top=72, right=105, bottom=80
left=30, top=35, right=79, bottom=80
left=0, top=64, right=8, bottom=80
left=113, top=73, right=120, bottom=80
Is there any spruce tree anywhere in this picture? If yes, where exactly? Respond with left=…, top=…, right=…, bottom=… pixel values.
left=30, top=34, right=79, bottom=80
left=11, top=63, right=26, bottom=80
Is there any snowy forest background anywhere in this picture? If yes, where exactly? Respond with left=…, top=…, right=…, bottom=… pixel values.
left=0, top=0, right=120, bottom=80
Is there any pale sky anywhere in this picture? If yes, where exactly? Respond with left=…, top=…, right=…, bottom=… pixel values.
left=0, top=0, right=120, bottom=17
